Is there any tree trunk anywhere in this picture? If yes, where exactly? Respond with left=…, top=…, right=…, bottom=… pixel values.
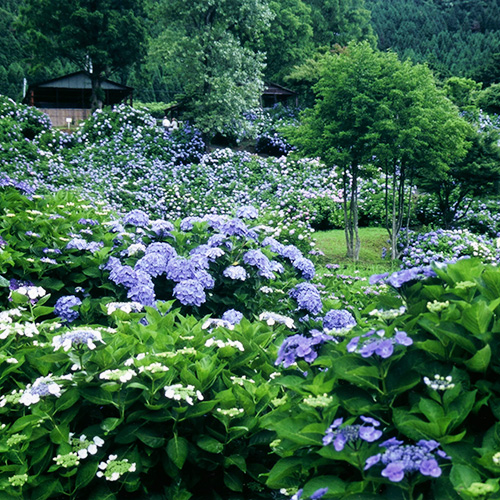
left=343, top=166, right=354, bottom=259
left=90, top=71, right=104, bottom=112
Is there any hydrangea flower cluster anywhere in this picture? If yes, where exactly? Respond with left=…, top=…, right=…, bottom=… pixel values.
left=275, top=330, right=336, bottom=368
left=54, top=295, right=82, bottom=323
left=323, top=416, right=383, bottom=451
left=289, top=283, right=323, bottom=315
left=365, top=438, right=450, bottom=482
left=347, top=330, right=413, bottom=359
left=96, top=455, right=136, bottom=481
left=323, top=309, right=356, bottom=333
left=19, top=375, right=62, bottom=406
left=164, top=384, right=204, bottom=405
left=289, top=487, right=328, bottom=500
left=52, top=328, right=104, bottom=352
left=70, top=434, right=105, bottom=459
left=259, top=312, right=295, bottom=328
left=423, top=374, right=455, bottom=391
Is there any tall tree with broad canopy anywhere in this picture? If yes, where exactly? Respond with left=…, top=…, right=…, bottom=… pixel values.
left=20, top=0, right=147, bottom=111
left=291, top=42, right=470, bottom=260
left=150, top=0, right=272, bottom=142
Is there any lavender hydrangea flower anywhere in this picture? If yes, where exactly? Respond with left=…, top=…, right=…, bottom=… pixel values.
left=293, top=257, right=315, bottom=280
left=19, top=375, right=62, bottom=406
left=109, top=264, right=139, bottom=288
left=166, top=258, right=196, bottom=282
left=347, top=330, right=412, bottom=359
left=221, top=218, right=250, bottom=238
left=289, top=283, right=323, bottom=315
left=221, top=309, right=244, bottom=325
left=223, top=265, right=248, bottom=281
left=146, top=242, right=177, bottom=262
left=365, top=438, right=450, bottom=482
left=291, top=488, right=328, bottom=500
left=54, top=295, right=82, bottom=323
left=323, top=416, right=383, bottom=451
left=52, top=328, right=104, bottom=351
left=173, top=279, right=206, bottom=307
left=282, top=245, right=303, bottom=262
left=236, top=205, right=259, bottom=219
left=261, top=236, right=286, bottom=254
left=243, top=249, right=272, bottom=272
left=123, top=209, right=150, bottom=227
left=150, top=219, right=175, bottom=237
left=134, top=253, right=167, bottom=277
left=126, top=271, right=156, bottom=307
left=180, top=216, right=204, bottom=231
left=323, top=309, right=356, bottom=333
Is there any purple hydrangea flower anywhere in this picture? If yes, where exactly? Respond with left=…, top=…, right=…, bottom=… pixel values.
left=54, top=295, right=82, bottom=323
left=365, top=438, right=449, bottom=482
left=323, top=309, right=356, bottom=332
left=293, top=257, right=315, bottom=280
left=109, top=264, right=139, bottom=288
left=323, top=416, right=383, bottom=451
left=236, top=205, right=259, bottom=219
left=135, top=253, right=167, bottom=278
left=150, top=219, right=175, bottom=237
left=261, top=236, right=286, bottom=254
left=221, top=218, right=250, bottom=238
left=166, top=258, right=196, bottom=282
left=221, top=309, right=244, bottom=325
left=173, top=279, right=206, bottom=307
left=275, top=330, right=334, bottom=368
left=243, top=249, right=272, bottom=272
left=123, top=209, right=150, bottom=227
left=347, top=330, right=412, bottom=359
left=146, top=242, right=177, bottom=262
left=180, top=216, right=204, bottom=231
left=289, top=283, right=323, bottom=315
left=282, top=245, right=303, bottom=261
left=223, top=265, right=248, bottom=281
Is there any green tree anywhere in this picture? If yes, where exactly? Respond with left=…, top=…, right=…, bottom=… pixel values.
left=151, top=0, right=272, bottom=142
left=419, top=116, right=500, bottom=229
left=291, top=42, right=470, bottom=260
left=20, top=0, right=147, bottom=110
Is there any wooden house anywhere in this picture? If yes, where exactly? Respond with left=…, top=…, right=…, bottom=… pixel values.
left=261, top=82, right=298, bottom=108
left=23, top=71, right=133, bottom=127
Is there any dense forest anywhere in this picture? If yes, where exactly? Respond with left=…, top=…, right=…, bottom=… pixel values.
left=1, top=0, right=500, bottom=104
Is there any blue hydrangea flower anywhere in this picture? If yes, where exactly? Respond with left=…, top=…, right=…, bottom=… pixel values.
left=261, top=236, right=286, bottom=254
left=347, top=330, right=413, bottom=359
left=323, top=416, right=383, bottom=451
left=221, top=309, right=244, bottom=325
left=293, top=257, right=316, bottom=280
left=292, top=488, right=328, bottom=500
left=323, top=309, right=356, bottom=332
left=180, top=216, right=204, bottom=231
left=276, top=334, right=318, bottom=367
left=123, top=209, right=150, bottom=227
left=282, top=245, right=303, bottom=261
left=243, top=249, right=272, bottom=272
left=66, top=238, right=89, bottom=251
left=150, top=219, right=175, bottom=237
left=109, top=264, right=139, bottom=288
left=126, top=271, right=156, bottom=307
left=134, top=253, right=167, bottom=278
left=289, top=283, right=323, bottom=315
left=166, top=258, right=196, bottom=282
left=146, top=242, right=177, bottom=262
left=222, top=218, right=250, bottom=238
left=365, top=438, right=450, bottom=482
left=173, top=279, right=206, bottom=307
left=223, top=265, right=248, bottom=281
left=54, top=295, right=82, bottom=323
left=236, top=205, right=259, bottom=219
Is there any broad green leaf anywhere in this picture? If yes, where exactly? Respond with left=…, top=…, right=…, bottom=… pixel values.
left=462, top=302, right=492, bottom=335
left=449, top=464, right=481, bottom=489
left=304, top=475, right=346, bottom=497
left=167, top=435, right=189, bottom=469
left=75, top=460, right=99, bottom=490
left=55, top=387, right=80, bottom=412
left=266, top=457, right=312, bottom=489
left=0, top=275, right=9, bottom=287
left=464, top=344, right=491, bottom=372
left=136, top=428, right=165, bottom=448
left=196, top=435, right=224, bottom=454
left=224, top=470, right=243, bottom=492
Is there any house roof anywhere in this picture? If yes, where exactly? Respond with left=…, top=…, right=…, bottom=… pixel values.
left=263, top=82, right=297, bottom=96
left=27, top=71, right=133, bottom=92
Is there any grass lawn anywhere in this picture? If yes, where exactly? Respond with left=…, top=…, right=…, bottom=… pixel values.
left=314, top=226, right=397, bottom=272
